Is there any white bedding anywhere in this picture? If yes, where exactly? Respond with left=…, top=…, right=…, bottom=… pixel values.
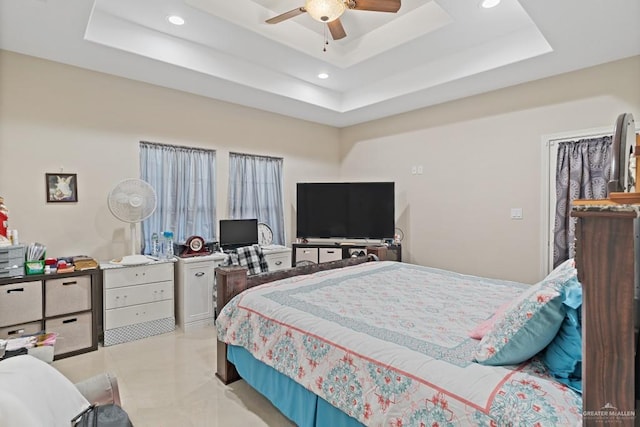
left=216, top=261, right=582, bottom=426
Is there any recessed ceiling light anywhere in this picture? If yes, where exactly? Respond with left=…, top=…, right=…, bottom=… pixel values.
left=167, top=15, right=185, bottom=26
left=480, top=0, right=501, bottom=8
left=318, top=73, right=329, bottom=79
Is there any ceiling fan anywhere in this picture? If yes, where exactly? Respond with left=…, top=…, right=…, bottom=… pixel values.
left=266, top=0, right=401, bottom=40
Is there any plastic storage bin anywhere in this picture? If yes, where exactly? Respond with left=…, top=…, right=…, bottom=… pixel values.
left=25, top=260, right=45, bottom=275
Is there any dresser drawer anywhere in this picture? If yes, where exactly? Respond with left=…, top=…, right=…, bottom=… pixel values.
left=265, top=253, right=290, bottom=272
left=319, top=247, right=342, bottom=263
left=104, top=281, right=173, bottom=309
left=104, top=299, right=174, bottom=330
left=45, top=312, right=92, bottom=356
left=45, top=275, right=91, bottom=317
left=0, top=281, right=42, bottom=327
left=295, top=247, right=318, bottom=264
left=0, top=321, right=43, bottom=339
left=103, top=263, right=174, bottom=289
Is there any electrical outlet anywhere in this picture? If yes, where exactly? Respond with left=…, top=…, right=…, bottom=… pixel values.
left=411, top=166, right=417, bottom=175
left=510, top=208, right=523, bottom=219
left=417, top=165, right=423, bottom=174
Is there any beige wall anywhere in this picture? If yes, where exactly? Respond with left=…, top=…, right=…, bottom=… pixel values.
left=2, top=49, right=639, bottom=283
left=340, top=56, right=640, bottom=283
left=0, top=50, right=340, bottom=261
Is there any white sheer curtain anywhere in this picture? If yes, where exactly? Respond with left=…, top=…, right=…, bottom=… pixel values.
left=228, top=153, right=285, bottom=245
left=140, top=142, right=217, bottom=253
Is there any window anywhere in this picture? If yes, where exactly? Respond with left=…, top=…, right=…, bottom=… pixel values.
left=140, top=142, right=216, bottom=253
left=228, top=153, right=285, bottom=245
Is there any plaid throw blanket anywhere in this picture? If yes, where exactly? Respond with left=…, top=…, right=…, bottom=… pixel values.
left=226, top=244, right=269, bottom=275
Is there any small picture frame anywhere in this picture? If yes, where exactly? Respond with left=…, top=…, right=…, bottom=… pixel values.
left=46, top=173, right=78, bottom=203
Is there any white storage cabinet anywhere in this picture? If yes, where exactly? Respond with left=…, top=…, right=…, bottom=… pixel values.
left=175, top=253, right=227, bottom=331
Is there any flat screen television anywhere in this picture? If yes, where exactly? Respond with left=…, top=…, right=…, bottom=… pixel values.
left=219, top=219, right=258, bottom=250
left=296, top=182, right=395, bottom=240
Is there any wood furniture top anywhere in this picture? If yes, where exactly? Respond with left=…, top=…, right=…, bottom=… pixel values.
left=0, top=268, right=99, bottom=285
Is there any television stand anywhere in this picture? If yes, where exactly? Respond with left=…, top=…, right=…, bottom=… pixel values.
left=292, top=242, right=401, bottom=266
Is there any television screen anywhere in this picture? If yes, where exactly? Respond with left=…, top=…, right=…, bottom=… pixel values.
left=296, top=182, right=394, bottom=239
left=219, top=219, right=258, bottom=250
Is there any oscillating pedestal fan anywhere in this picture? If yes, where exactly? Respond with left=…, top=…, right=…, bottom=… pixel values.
left=107, top=179, right=157, bottom=265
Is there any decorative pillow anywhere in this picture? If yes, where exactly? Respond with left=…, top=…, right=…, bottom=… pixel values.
left=542, top=258, right=577, bottom=285
left=473, top=259, right=577, bottom=366
left=541, top=277, right=582, bottom=393
left=468, top=299, right=513, bottom=340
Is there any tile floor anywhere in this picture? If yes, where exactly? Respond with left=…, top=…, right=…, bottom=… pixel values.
left=53, top=327, right=295, bottom=427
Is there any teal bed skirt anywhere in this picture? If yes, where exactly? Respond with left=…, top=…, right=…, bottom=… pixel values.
left=227, top=345, right=364, bottom=427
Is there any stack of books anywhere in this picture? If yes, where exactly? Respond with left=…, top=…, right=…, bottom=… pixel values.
left=72, top=256, right=98, bottom=271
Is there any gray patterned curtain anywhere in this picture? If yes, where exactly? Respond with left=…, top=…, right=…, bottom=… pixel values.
left=553, top=136, right=612, bottom=267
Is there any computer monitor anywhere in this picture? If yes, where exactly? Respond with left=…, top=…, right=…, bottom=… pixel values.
left=219, top=219, right=258, bottom=250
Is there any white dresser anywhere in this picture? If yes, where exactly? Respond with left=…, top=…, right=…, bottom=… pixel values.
left=175, top=253, right=226, bottom=331
left=101, top=260, right=175, bottom=346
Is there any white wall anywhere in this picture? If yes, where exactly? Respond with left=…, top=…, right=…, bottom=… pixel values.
left=340, top=56, right=640, bottom=283
left=0, top=50, right=340, bottom=261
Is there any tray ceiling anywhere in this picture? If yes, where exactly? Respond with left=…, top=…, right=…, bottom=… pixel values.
left=1, top=0, right=639, bottom=127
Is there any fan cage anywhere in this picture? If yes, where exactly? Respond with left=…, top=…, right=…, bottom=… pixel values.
left=108, top=179, right=157, bottom=223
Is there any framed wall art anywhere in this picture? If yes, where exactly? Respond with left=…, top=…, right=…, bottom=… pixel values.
left=46, top=173, right=78, bottom=203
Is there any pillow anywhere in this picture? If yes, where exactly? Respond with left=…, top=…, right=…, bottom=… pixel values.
left=473, top=259, right=577, bottom=366
left=235, top=244, right=269, bottom=275
left=543, top=258, right=577, bottom=285
left=468, top=299, right=513, bottom=340
left=541, top=277, right=582, bottom=393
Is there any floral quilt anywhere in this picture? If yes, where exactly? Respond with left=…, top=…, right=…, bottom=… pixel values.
left=216, top=261, right=582, bottom=426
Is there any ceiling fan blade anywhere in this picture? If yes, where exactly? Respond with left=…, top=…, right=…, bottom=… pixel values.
left=327, top=19, right=347, bottom=40
left=349, top=0, right=401, bottom=13
left=266, top=7, right=306, bottom=24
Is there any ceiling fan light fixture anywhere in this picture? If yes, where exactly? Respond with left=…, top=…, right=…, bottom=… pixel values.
left=305, top=0, right=346, bottom=23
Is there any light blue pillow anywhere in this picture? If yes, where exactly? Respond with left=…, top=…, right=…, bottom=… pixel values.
left=474, top=259, right=576, bottom=366
left=541, top=277, right=582, bottom=393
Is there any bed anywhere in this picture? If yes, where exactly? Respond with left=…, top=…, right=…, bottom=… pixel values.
left=215, top=208, right=637, bottom=427
left=215, top=258, right=582, bottom=425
